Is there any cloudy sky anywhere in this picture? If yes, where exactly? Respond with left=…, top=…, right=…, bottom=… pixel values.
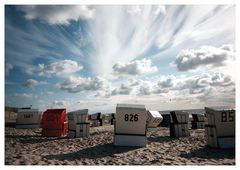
left=5, top=5, right=235, bottom=113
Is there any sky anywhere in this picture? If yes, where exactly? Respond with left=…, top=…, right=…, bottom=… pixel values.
left=5, top=5, right=236, bottom=113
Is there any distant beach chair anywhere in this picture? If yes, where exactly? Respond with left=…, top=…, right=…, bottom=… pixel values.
left=67, top=109, right=90, bottom=138
left=170, top=111, right=189, bottom=137
left=191, top=113, right=205, bottom=129
left=146, top=111, right=163, bottom=137
left=205, top=107, right=235, bottom=149
left=110, top=113, right=115, bottom=125
left=159, top=113, right=171, bottom=127
left=90, top=112, right=103, bottom=127
left=16, top=108, right=41, bottom=129
left=146, top=110, right=163, bottom=128
left=5, top=106, right=18, bottom=127
left=42, top=108, right=68, bottom=137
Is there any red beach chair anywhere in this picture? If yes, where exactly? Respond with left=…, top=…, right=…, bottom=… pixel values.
left=42, top=108, right=68, bottom=137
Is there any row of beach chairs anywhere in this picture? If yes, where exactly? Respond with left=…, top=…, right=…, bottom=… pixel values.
left=10, top=105, right=235, bottom=149
left=113, top=104, right=235, bottom=149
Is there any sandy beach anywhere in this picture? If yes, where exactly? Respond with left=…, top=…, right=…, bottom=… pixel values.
left=5, top=125, right=235, bottom=165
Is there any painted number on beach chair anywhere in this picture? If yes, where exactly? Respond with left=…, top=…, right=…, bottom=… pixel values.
left=24, top=114, right=33, bottom=118
left=221, top=111, right=234, bottom=122
left=124, top=114, right=138, bottom=122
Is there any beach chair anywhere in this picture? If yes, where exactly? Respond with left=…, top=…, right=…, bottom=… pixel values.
left=16, top=108, right=41, bottom=129
left=146, top=111, right=163, bottom=137
left=146, top=110, right=163, bottom=128
left=111, top=113, right=115, bottom=125
left=67, top=109, right=90, bottom=138
left=90, top=112, right=103, bottom=127
left=42, top=109, right=68, bottom=137
left=205, top=107, right=235, bottom=149
left=170, top=111, right=189, bottom=137
left=191, top=113, right=205, bottom=129
left=114, top=104, right=147, bottom=147
left=159, top=113, right=171, bottom=127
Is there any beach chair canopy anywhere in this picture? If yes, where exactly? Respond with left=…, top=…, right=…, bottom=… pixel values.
left=116, top=104, right=146, bottom=135
left=170, top=111, right=189, bottom=124
left=16, top=109, right=41, bottom=125
left=67, top=109, right=88, bottom=123
left=147, top=110, right=163, bottom=128
left=192, top=113, right=205, bottom=122
left=42, top=109, right=66, bottom=129
left=205, top=107, right=235, bottom=136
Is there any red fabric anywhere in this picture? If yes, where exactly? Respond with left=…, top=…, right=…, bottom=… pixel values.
left=88, top=115, right=92, bottom=121
left=62, top=122, right=68, bottom=135
left=42, top=109, right=67, bottom=137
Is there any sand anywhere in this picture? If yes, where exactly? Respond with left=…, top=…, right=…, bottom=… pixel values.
left=5, top=125, right=235, bottom=165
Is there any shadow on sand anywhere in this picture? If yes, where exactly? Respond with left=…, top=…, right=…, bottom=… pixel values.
left=179, top=146, right=235, bottom=159
left=44, top=143, right=139, bottom=161
left=147, top=135, right=179, bottom=143
left=5, top=134, right=68, bottom=144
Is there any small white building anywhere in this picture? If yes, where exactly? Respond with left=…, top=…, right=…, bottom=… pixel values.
left=146, top=110, right=163, bottom=128
left=67, top=109, right=90, bottom=138
left=114, top=104, right=147, bottom=147
left=205, top=107, right=235, bottom=149
left=16, top=108, right=41, bottom=129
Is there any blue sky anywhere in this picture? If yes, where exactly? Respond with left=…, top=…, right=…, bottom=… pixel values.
left=5, top=5, right=235, bottom=113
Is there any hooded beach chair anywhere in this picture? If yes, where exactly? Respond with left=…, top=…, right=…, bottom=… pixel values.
left=42, top=108, right=68, bottom=137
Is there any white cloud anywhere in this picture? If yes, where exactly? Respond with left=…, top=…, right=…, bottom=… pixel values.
left=112, top=58, right=158, bottom=76
left=127, top=5, right=141, bottom=15
left=39, top=59, right=83, bottom=76
left=168, top=5, right=235, bottom=48
left=24, top=79, right=47, bottom=88
left=5, top=5, right=235, bottom=112
left=88, top=5, right=167, bottom=76
left=175, top=44, right=234, bottom=71
left=138, top=86, right=152, bottom=96
left=7, top=5, right=235, bottom=80
left=176, top=72, right=234, bottom=94
left=111, top=83, right=133, bottom=95
left=210, top=72, right=234, bottom=87
left=47, top=91, right=54, bottom=96
left=17, top=5, right=95, bottom=25
left=148, top=75, right=176, bottom=94
left=24, top=66, right=36, bottom=75
left=56, top=76, right=109, bottom=93
left=197, top=87, right=235, bottom=107
left=151, top=5, right=234, bottom=61
left=6, top=16, right=85, bottom=73
left=13, top=93, right=32, bottom=98
left=52, top=100, right=67, bottom=106
left=153, top=5, right=166, bottom=16
left=157, top=75, right=176, bottom=88
left=5, top=63, right=13, bottom=75
left=96, top=71, right=234, bottom=99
